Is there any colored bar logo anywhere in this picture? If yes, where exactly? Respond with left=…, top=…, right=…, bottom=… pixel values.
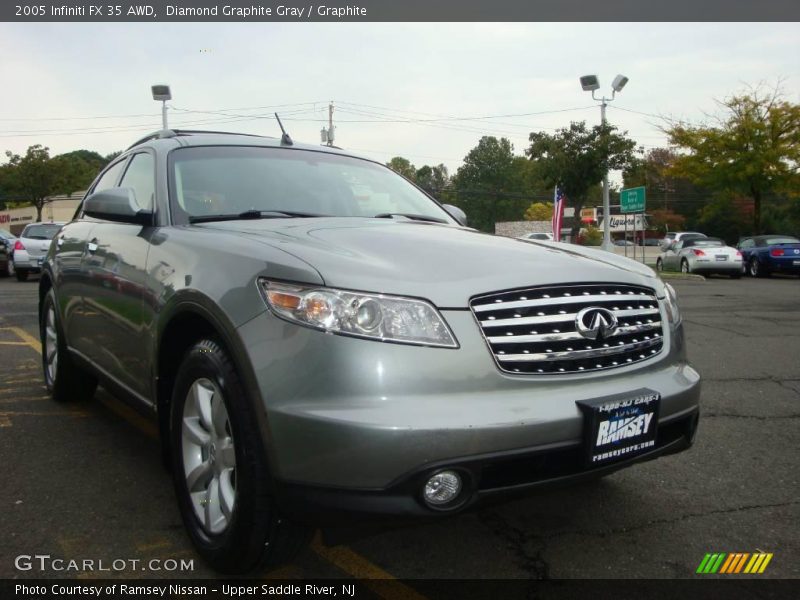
left=696, top=552, right=773, bottom=574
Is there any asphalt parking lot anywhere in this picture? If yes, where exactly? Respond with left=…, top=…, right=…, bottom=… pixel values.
left=0, top=274, right=797, bottom=587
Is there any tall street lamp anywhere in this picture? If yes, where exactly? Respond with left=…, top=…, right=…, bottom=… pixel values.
left=580, top=74, right=629, bottom=252
left=151, top=84, right=172, bottom=130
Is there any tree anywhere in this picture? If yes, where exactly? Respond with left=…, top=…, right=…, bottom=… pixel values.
left=386, top=156, right=417, bottom=181
left=452, top=137, right=537, bottom=232
left=3, top=145, right=64, bottom=222
left=415, top=163, right=449, bottom=196
left=526, top=121, right=639, bottom=237
left=52, top=149, right=108, bottom=195
left=647, top=208, right=686, bottom=234
left=663, top=85, right=800, bottom=233
left=524, top=202, right=553, bottom=221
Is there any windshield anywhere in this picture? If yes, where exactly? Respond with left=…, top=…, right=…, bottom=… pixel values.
left=169, top=146, right=454, bottom=224
left=22, top=224, right=61, bottom=240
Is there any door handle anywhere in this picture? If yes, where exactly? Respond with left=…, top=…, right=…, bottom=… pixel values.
left=87, top=241, right=98, bottom=253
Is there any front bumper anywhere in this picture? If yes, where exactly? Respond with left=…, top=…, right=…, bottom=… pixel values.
left=273, top=408, right=698, bottom=523
left=237, top=307, right=701, bottom=517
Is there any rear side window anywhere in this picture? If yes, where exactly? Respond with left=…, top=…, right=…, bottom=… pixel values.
left=93, top=159, right=128, bottom=193
left=119, top=153, right=155, bottom=211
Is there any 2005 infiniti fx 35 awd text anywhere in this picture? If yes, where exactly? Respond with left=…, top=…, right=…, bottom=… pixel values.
left=39, top=129, right=700, bottom=573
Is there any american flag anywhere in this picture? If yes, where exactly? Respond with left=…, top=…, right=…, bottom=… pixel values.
left=552, top=186, right=565, bottom=241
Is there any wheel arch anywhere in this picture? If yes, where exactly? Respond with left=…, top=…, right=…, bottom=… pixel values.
left=155, top=296, right=271, bottom=469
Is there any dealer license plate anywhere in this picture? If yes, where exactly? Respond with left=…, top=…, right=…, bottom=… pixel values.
left=576, top=389, right=660, bottom=466
left=794, top=260, right=800, bottom=266
left=715, top=255, right=727, bottom=261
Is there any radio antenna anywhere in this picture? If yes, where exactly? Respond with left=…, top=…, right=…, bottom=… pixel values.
left=274, top=113, right=293, bottom=146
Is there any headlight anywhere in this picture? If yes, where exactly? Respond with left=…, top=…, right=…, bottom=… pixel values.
left=662, top=283, right=682, bottom=326
left=259, top=280, right=458, bottom=348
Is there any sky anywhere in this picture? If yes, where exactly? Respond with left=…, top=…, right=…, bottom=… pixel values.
left=1, top=22, right=799, bottom=179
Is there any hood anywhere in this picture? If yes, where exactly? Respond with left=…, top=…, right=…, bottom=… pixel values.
left=199, top=218, right=660, bottom=307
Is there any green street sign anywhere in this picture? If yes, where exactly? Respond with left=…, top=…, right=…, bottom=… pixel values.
left=620, top=186, right=646, bottom=213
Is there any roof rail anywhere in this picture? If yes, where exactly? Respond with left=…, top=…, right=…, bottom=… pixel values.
left=125, top=129, right=281, bottom=151
left=169, top=129, right=272, bottom=140
left=125, top=129, right=176, bottom=150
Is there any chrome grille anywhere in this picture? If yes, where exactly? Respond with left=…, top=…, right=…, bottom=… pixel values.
left=470, top=283, right=665, bottom=374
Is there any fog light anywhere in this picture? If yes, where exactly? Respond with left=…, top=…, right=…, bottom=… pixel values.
left=423, top=470, right=462, bottom=506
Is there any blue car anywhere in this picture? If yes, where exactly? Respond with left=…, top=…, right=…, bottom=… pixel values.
left=738, top=234, right=800, bottom=277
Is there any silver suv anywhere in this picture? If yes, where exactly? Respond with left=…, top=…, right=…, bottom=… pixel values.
left=40, top=130, right=700, bottom=573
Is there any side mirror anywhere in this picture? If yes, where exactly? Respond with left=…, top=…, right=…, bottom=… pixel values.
left=84, top=187, right=153, bottom=226
left=442, top=203, right=468, bottom=226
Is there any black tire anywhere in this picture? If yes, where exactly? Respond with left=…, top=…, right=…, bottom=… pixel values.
left=169, top=338, right=310, bottom=574
left=40, top=288, right=98, bottom=402
left=680, top=259, right=691, bottom=274
left=16, top=269, right=28, bottom=282
left=656, top=258, right=664, bottom=272
left=749, top=257, right=769, bottom=278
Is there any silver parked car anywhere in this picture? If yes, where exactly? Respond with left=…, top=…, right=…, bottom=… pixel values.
left=657, top=237, right=743, bottom=278
left=40, top=130, right=700, bottom=574
left=13, top=222, right=65, bottom=281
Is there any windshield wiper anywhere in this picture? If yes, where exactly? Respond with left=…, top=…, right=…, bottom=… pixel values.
left=189, top=209, right=328, bottom=224
left=373, top=213, right=448, bottom=224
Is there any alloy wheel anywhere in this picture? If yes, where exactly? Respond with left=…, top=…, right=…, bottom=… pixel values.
left=44, top=306, right=58, bottom=383
left=749, top=259, right=759, bottom=277
left=681, top=260, right=689, bottom=274
left=181, top=378, right=237, bottom=535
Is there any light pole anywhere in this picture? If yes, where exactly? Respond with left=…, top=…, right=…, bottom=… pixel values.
left=580, top=74, right=629, bottom=252
left=151, top=84, right=172, bottom=130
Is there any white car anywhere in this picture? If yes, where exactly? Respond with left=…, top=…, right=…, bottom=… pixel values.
left=519, top=232, right=554, bottom=241
left=660, top=231, right=706, bottom=250
left=656, top=236, right=742, bottom=278
left=12, top=222, right=64, bottom=281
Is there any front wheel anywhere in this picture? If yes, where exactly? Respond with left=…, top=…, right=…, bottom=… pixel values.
left=169, top=338, right=310, bottom=574
left=40, top=288, right=97, bottom=402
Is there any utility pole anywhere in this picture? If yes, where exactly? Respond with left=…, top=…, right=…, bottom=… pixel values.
left=321, top=102, right=336, bottom=146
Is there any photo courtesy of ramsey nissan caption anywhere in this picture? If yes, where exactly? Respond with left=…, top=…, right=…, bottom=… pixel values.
left=38, top=129, right=700, bottom=573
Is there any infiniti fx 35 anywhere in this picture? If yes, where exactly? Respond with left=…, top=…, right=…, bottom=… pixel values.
left=39, top=130, right=700, bottom=573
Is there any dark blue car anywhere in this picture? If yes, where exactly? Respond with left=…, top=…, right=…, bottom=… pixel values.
left=738, top=235, right=800, bottom=277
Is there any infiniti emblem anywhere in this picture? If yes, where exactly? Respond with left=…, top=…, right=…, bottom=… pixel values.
left=575, top=307, right=618, bottom=341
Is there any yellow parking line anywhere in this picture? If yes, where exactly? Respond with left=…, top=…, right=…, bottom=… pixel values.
left=311, top=533, right=427, bottom=600
left=0, top=416, right=11, bottom=427
left=0, top=410, right=90, bottom=418
left=9, top=327, right=41, bottom=354
left=0, top=341, right=29, bottom=346
left=0, top=396, right=49, bottom=404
